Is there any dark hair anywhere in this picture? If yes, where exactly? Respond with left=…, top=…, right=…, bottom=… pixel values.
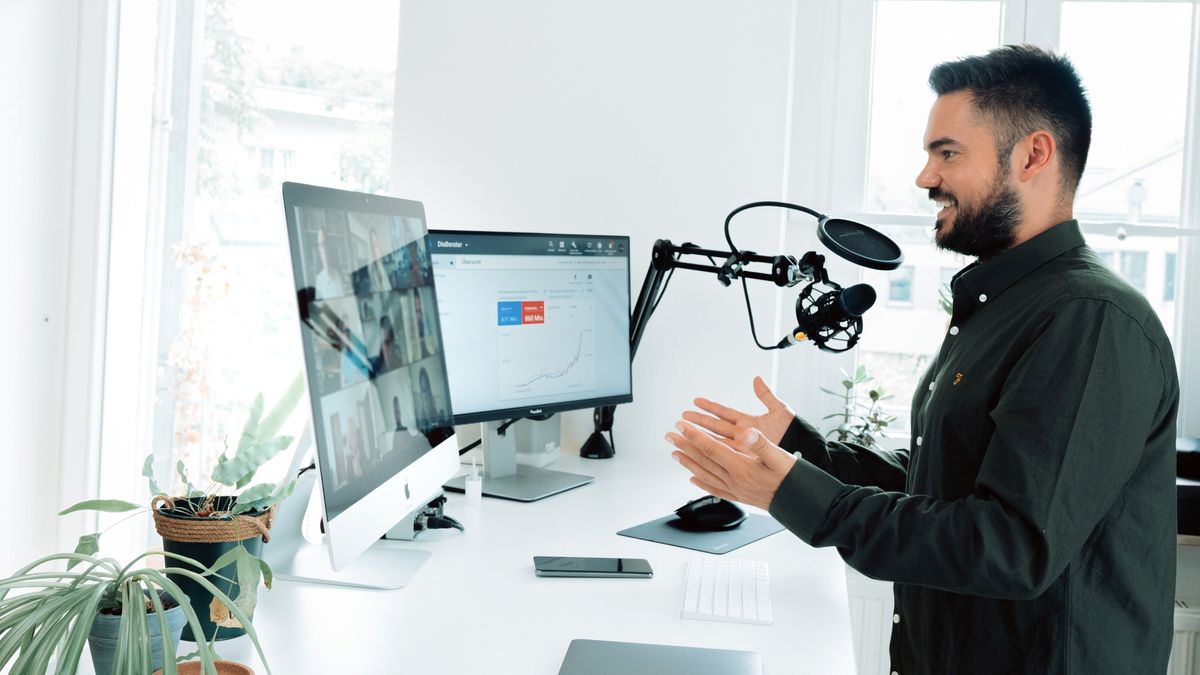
left=929, top=44, right=1092, bottom=196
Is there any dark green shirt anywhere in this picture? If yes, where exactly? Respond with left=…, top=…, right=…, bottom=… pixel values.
left=768, top=220, right=1179, bottom=675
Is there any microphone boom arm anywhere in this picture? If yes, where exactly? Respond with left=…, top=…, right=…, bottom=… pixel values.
left=583, top=239, right=828, bottom=459
left=580, top=201, right=902, bottom=459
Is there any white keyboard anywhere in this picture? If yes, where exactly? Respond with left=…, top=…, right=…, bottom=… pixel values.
left=681, top=555, right=773, bottom=625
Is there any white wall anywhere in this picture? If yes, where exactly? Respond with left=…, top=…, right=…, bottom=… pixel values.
left=392, top=0, right=813, bottom=461
left=0, top=0, right=113, bottom=574
left=0, top=1, right=82, bottom=572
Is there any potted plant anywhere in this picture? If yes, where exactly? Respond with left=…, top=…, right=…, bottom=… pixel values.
left=822, top=364, right=897, bottom=448
left=62, top=374, right=305, bottom=643
left=0, top=547, right=270, bottom=675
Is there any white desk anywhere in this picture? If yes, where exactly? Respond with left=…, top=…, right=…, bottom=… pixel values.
left=148, top=452, right=855, bottom=673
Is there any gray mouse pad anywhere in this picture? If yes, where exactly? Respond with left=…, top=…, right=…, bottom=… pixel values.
left=617, top=513, right=785, bottom=554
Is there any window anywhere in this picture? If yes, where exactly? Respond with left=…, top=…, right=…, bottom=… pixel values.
left=852, top=0, right=1001, bottom=433
left=105, top=0, right=402, bottom=507
left=838, top=0, right=1200, bottom=437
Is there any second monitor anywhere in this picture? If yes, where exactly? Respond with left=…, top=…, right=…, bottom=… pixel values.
left=430, top=230, right=632, bottom=500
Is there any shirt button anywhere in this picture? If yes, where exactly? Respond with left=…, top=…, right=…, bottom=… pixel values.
left=892, top=671, right=900, bottom=675
left=915, top=436, right=922, bottom=447
left=928, top=382, right=936, bottom=391
left=893, top=613, right=900, bottom=624
left=948, top=326, right=959, bottom=336
left=978, top=293, right=988, bottom=302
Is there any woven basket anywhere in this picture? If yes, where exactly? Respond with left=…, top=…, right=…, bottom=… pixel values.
left=151, top=496, right=276, bottom=544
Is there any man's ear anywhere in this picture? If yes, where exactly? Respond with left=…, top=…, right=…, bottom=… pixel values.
left=1015, top=130, right=1056, bottom=183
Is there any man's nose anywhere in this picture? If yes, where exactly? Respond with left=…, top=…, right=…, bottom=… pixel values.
left=916, top=161, right=940, bottom=190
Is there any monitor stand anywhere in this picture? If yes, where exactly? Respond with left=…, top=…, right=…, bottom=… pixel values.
left=444, top=419, right=593, bottom=501
left=263, top=472, right=431, bottom=590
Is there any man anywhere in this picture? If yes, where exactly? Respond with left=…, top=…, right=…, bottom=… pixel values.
left=666, top=45, right=1178, bottom=674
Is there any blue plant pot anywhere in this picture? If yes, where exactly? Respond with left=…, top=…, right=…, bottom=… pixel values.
left=87, top=596, right=186, bottom=675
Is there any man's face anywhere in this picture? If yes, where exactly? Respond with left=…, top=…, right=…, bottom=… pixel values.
left=916, top=92, right=1021, bottom=259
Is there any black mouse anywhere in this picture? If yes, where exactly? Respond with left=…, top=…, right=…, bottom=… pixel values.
left=672, top=495, right=747, bottom=531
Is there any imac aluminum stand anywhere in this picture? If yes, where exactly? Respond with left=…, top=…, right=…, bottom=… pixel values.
left=444, top=419, right=592, bottom=501
left=263, top=472, right=430, bottom=590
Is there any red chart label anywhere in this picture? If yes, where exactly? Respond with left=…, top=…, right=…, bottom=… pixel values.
left=521, top=301, right=545, bottom=324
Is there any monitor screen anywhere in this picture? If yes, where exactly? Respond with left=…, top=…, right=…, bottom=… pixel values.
left=428, top=230, right=632, bottom=424
left=283, top=183, right=455, bottom=522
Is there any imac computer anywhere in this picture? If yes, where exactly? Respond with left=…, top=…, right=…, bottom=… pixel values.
left=429, top=230, right=632, bottom=501
left=267, top=182, right=459, bottom=589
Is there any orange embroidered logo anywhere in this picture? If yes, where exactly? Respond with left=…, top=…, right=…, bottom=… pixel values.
left=952, top=372, right=964, bottom=385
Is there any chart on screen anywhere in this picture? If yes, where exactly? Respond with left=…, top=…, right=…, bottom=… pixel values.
left=497, top=299, right=596, bottom=400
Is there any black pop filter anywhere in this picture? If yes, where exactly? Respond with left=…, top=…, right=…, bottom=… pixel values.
left=817, top=217, right=904, bottom=271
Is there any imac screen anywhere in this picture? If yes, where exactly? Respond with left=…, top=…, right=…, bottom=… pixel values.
left=284, top=184, right=455, bottom=521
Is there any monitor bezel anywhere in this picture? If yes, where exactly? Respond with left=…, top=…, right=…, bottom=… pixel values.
left=428, top=228, right=634, bottom=426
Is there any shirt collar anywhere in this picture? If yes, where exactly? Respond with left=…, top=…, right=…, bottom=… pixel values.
left=951, top=219, right=1085, bottom=318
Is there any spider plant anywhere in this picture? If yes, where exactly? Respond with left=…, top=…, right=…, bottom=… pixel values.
left=0, top=547, right=272, bottom=675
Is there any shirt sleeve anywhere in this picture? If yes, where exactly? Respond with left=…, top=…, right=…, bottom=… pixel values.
left=778, top=415, right=910, bottom=492
left=768, top=298, right=1173, bottom=599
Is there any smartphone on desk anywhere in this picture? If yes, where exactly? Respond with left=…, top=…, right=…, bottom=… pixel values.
left=533, top=556, right=654, bottom=578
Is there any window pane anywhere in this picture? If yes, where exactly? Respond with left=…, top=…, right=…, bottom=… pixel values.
left=1061, top=2, right=1193, bottom=222
left=1119, top=251, right=1148, bottom=293
left=889, top=267, right=914, bottom=304
left=1165, top=253, right=1177, bottom=303
left=865, top=1, right=1002, bottom=214
left=163, top=0, right=399, bottom=490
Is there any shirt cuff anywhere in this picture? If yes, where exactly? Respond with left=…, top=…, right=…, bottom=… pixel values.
left=779, top=415, right=830, bottom=463
left=768, top=456, right=848, bottom=544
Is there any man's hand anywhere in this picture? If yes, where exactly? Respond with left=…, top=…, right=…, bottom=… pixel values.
left=665, top=421, right=796, bottom=511
left=685, top=376, right=795, bottom=446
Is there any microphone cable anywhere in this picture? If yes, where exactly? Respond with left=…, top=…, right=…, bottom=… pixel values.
left=723, top=201, right=823, bottom=352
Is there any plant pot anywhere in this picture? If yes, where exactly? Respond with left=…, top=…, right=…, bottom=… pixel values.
left=87, top=593, right=186, bottom=675
left=152, top=495, right=274, bottom=642
left=157, top=660, right=255, bottom=675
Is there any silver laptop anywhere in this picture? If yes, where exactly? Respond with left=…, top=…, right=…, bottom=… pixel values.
left=558, top=639, right=762, bottom=675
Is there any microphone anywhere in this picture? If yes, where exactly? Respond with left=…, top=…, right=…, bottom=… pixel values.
left=777, top=282, right=876, bottom=352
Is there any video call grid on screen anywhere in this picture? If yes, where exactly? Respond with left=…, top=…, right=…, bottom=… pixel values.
left=283, top=184, right=454, bottom=521
left=428, top=230, right=633, bottom=424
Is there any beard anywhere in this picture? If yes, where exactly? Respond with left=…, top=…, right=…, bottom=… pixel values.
left=931, top=174, right=1022, bottom=259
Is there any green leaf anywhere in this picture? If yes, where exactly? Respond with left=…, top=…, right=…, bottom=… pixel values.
left=143, top=455, right=163, bottom=497
left=253, top=373, right=305, bottom=446
left=841, top=379, right=853, bottom=390
left=236, top=393, right=266, bottom=455
left=176, top=461, right=194, bottom=496
left=228, top=483, right=275, bottom=515
left=232, top=548, right=261, bottom=620
left=258, top=557, right=273, bottom=590
left=199, top=546, right=247, bottom=579
left=57, top=499, right=141, bottom=516
left=211, top=436, right=293, bottom=487
left=66, top=534, right=101, bottom=570
left=819, top=387, right=842, bottom=397
left=230, top=475, right=296, bottom=511
left=854, top=364, right=867, bottom=380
